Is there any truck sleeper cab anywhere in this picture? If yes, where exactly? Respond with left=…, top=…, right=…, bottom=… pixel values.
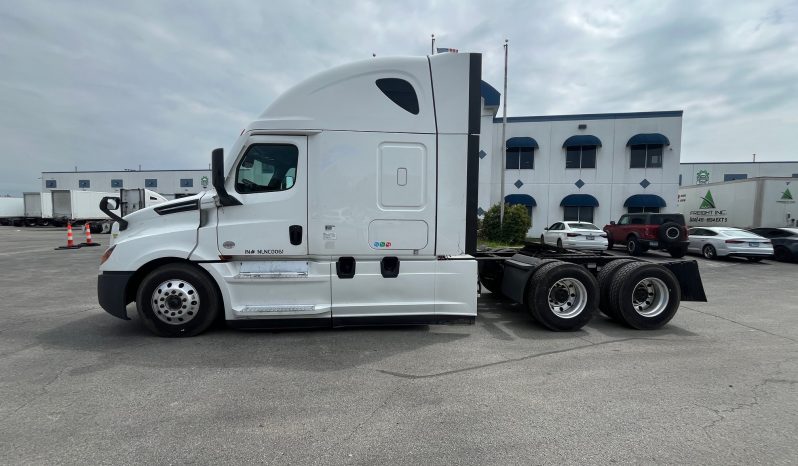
left=98, top=53, right=482, bottom=336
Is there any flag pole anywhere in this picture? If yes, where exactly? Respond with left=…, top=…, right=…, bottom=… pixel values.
left=431, top=34, right=435, bottom=54
left=500, top=39, right=508, bottom=226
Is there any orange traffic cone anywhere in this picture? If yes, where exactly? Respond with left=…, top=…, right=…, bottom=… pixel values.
left=81, top=222, right=101, bottom=247
left=55, top=222, right=82, bottom=250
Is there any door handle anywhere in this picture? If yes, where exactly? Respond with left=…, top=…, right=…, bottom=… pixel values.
left=289, top=225, right=302, bottom=246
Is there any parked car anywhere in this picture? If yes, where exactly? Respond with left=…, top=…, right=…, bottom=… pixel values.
left=603, top=213, right=689, bottom=257
left=540, top=221, right=608, bottom=251
left=687, top=227, right=773, bottom=261
left=748, top=228, right=798, bottom=262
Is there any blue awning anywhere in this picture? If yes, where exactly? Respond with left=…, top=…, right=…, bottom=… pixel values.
left=560, top=194, right=599, bottom=207
left=624, top=194, right=667, bottom=208
left=506, top=137, right=539, bottom=149
left=627, top=133, right=670, bottom=146
left=505, top=194, right=537, bottom=207
left=562, top=135, right=602, bottom=148
left=481, top=81, right=500, bottom=108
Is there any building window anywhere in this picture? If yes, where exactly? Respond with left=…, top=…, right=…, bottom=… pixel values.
left=111, top=179, right=123, bottom=188
left=180, top=178, right=194, bottom=188
left=78, top=180, right=90, bottom=188
left=563, top=206, right=594, bottom=222
left=565, top=145, right=597, bottom=169
left=628, top=206, right=660, bottom=213
left=506, top=147, right=534, bottom=170
left=630, top=144, right=663, bottom=168
left=145, top=178, right=158, bottom=188
left=45, top=180, right=56, bottom=188
left=723, top=174, right=748, bottom=181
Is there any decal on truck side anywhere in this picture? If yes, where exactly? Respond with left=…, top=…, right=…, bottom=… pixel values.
left=690, top=190, right=727, bottom=223
left=244, top=249, right=285, bottom=255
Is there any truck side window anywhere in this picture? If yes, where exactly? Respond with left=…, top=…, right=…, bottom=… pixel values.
left=618, top=215, right=630, bottom=225
left=235, top=144, right=299, bottom=194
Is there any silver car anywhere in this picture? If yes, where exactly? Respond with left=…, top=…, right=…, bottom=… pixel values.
left=687, top=227, right=773, bottom=261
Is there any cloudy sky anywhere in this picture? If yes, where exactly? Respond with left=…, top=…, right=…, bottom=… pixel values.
left=1, top=0, right=796, bottom=195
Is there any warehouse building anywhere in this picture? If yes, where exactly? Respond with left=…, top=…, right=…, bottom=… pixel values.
left=40, top=169, right=211, bottom=199
left=478, top=82, right=682, bottom=237
left=679, top=161, right=798, bottom=187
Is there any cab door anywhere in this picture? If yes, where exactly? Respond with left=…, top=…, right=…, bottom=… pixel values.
left=216, top=135, right=307, bottom=256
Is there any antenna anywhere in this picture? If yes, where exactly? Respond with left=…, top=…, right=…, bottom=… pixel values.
left=500, top=39, right=509, bottom=226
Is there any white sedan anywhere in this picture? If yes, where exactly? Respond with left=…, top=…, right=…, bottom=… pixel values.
left=541, top=221, right=609, bottom=251
left=687, top=227, right=773, bottom=261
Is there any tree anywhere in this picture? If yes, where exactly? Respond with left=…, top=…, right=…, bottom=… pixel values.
left=480, top=203, right=531, bottom=244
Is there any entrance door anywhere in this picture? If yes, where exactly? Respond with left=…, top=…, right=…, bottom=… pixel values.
left=216, top=135, right=307, bottom=257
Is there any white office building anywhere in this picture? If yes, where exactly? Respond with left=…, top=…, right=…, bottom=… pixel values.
left=478, top=82, right=682, bottom=237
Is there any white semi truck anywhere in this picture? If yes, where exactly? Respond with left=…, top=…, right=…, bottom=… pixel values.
left=22, top=192, right=55, bottom=226
left=677, top=177, right=797, bottom=229
left=97, top=53, right=706, bottom=337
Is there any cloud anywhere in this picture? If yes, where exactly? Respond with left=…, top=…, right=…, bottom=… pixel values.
left=0, top=0, right=796, bottom=195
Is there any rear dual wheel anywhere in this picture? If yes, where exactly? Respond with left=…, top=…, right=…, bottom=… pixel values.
left=526, top=261, right=598, bottom=331
left=607, top=262, right=681, bottom=329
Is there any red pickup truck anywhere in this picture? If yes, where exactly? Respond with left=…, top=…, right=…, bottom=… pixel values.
left=604, top=213, right=689, bottom=257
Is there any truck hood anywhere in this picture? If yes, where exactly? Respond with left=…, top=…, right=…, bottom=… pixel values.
left=111, top=192, right=209, bottom=246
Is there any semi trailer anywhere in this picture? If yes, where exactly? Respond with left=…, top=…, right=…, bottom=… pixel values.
left=118, top=188, right=167, bottom=216
left=22, top=192, right=55, bottom=226
left=97, top=52, right=706, bottom=337
left=677, top=177, right=797, bottom=229
left=52, top=189, right=117, bottom=232
left=0, top=197, right=24, bottom=226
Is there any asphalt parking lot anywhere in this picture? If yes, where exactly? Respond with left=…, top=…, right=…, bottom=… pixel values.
left=1, top=227, right=797, bottom=464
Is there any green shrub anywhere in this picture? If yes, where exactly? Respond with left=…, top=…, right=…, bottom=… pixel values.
left=480, top=203, right=531, bottom=244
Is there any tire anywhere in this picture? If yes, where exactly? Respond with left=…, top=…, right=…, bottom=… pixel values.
left=658, top=222, right=682, bottom=244
left=627, top=237, right=642, bottom=256
left=607, top=238, right=614, bottom=250
left=136, top=263, right=220, bottom=337
left=597, top=259, right=637, bottom=320
left=608, top=262, right=681, bottom=330
left=746, top=257, right=763, bottom=262
left=702, top=244, right=716, bottom=260
left=539, top=234, right=545, bottom=246
left=668, top=245, right=687, bottom=258
left=774, top=246, right=791, bottom=262
left=556, top=238, right=563, bottom=250
left=526, top=261, right=598, bottom=331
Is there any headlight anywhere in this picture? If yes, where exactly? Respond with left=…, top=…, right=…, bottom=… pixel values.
left=100, top=245, right=116, bottom=265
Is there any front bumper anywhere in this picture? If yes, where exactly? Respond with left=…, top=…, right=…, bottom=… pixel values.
left=97, top=271, right=134, bottom=320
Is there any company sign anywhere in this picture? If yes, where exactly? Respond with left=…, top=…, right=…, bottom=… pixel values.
left=778, top=187, right=794, bottom=204
left=696, top=170, right=710, bottom=184
left=689, top=190, right=728, bottom=223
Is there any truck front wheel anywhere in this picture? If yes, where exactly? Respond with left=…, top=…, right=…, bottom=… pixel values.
left=526, top=262, right=598, bottom=331
left=135, top=263, right=220, bottom=337
left=608, top=263, right=680, bottom=330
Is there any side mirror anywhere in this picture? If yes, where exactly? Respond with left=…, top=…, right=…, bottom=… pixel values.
left=212, top=148, right=242, bottom=206
left=544, top=227, right=549, bottom=230
left=610, top=221, right=616, bottom=225
left=99, top=196, right=128, bottom=230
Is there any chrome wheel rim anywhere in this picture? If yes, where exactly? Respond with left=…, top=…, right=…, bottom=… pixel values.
left=703, top=246, right=714, bottom=259
left=151, top=279, right=200, bottom=325
left=547, top=278, right=588, bottom=319
left=631, top=277, right=669, bottom=317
